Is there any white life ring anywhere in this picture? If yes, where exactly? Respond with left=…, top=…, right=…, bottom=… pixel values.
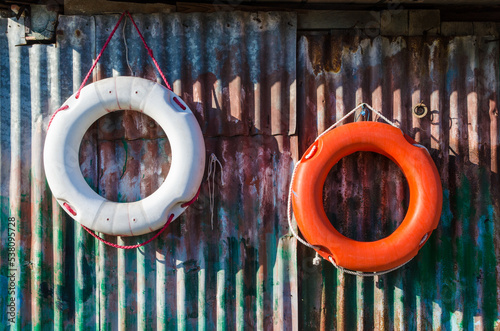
left=43, top=77, right=205, bottom=236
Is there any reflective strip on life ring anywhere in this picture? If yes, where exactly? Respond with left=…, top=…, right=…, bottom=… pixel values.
left=43, top=77, right=205, bottom=236
left=291, top=122, right=442, bottom=272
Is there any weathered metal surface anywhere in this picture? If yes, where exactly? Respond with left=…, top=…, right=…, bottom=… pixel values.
left=25, top=5, right=59, bottom=42
left=298, top=30, right=499, bottom=330
left=0, top=12, right=297, bottom=330
left=1, top=9, right=499, bottom=331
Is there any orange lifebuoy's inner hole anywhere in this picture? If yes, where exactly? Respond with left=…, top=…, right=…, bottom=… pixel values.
left=322, top=151, right=410, bottom=242
left=78, top=110, right=171, bottom=203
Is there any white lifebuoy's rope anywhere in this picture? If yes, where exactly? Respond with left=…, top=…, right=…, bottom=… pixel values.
left=287, top=103, right=418, bottom=276
left=123, top=18, right=134, bottom=77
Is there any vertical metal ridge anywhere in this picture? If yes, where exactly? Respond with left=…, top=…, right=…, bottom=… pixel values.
left=385, top=37, right=409, bottom=330
left=0, top=30, right=9, bottom=331
left=60, top=15, right=98, bottom=331
left=29, top=43, right=49, bottom=330
left=7, top=17, right=28, bottom=329
left=48, top=32, right=70, bottom=330
left=483, top=36, right=499, bottom=331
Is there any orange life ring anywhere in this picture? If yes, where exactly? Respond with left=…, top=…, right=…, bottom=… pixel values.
left=291, top=122, right=442, bottom=272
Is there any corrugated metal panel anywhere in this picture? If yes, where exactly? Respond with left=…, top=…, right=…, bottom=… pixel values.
left=2, top=9, right=500, bottom=331
left=0, top=12, right=298, bottom=330
left=297, top=31, right=499, bottom=330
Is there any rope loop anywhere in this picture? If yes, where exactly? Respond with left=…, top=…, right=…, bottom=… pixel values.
left=125, top=11, right=172, bottom=91
left=316, top=103, right=398, bottom=142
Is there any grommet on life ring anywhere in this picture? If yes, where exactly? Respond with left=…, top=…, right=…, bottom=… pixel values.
left=43, top=77, right=205, bottom=236
left=291, top=122, right=442, bottom=273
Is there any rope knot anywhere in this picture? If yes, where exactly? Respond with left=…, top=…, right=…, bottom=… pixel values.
left=312, top=252, right=322, bottom=266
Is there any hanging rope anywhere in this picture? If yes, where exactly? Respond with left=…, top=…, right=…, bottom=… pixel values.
left=315, top=103, right=399, bottom=142
left=48, top=11, right=174, bottom=132
left=125, top=11, right=172, bottom=91
left=75, top=11, right=125, bottom=99
left=74, top=10, right=172, bottom=100
left=288, top=103, right=411, bottom=276
left=123, top=18, right=134, bottom=76
left=207, top=153, right=224, bottom=230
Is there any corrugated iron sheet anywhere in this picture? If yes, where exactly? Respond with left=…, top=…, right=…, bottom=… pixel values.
left=298, top=31, right=500, bottom=330
left=1, top=9, right=500, bottom=331
left=0, top=12, right=298, bottom=330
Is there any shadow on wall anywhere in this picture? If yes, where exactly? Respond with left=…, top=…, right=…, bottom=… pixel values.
left=76, top=72, right=294, bottom=330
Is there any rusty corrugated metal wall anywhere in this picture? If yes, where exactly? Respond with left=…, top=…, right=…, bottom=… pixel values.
left=0, top=12, right=298, bottom=330
left=1, top=10, right=500, bottom=331
left=298, top=30, right=500, bottom=330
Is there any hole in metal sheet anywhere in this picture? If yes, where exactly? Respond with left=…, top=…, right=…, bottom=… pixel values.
left=79, top=110, right=171, bottom=203
left=322, top=152, right=409, bottom=242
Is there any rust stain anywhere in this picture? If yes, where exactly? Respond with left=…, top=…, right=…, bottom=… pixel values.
left=307, top=35, right=343, bottom=75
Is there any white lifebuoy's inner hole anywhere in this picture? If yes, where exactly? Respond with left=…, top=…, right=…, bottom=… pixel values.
left=322, top=151, right=410, bottom=242
left=79, top=110, right=171, bottom=202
